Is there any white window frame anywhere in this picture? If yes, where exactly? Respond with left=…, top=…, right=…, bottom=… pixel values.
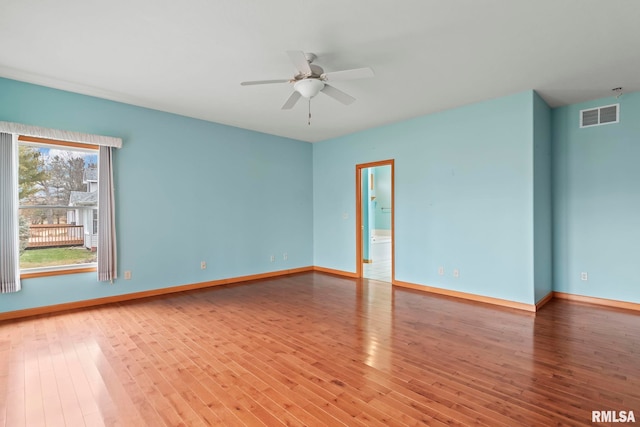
left=17, top=137, right=100, bottom=277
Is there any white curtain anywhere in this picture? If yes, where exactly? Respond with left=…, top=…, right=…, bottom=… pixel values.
left=98, top=146, right=117, bottom=282
left=0, top=132, right=21, bottom=293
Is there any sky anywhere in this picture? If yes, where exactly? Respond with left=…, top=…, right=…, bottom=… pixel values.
left=38, top=147, right=97, bottom=166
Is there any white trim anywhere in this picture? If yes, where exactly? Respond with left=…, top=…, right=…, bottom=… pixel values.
left=579, top=103, right=619, bottom=128
left=21, top=262, right=97, bottom=275
left=0, top=121, right=122, bottom=148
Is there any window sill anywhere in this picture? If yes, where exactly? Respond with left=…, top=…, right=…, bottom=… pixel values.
left=20, top=264, right=97, bottom=279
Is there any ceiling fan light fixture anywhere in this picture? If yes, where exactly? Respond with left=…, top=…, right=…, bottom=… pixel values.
left=294, top=79, right=325, bottom=99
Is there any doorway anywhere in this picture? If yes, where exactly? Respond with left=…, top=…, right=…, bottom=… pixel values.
left=356, top=160, right=394, bottom=282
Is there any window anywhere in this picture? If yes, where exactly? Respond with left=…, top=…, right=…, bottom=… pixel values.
left=92, top=209, right=98, bottom=235
left=1, top=123, right=120, bottom=291
left=18, top=136, right=99, bottom=272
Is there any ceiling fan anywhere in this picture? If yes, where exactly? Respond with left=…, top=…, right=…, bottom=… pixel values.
left=240, top=51, right=374, bottom=111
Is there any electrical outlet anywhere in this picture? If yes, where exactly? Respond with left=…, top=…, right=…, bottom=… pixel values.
left=438, top=266, right=444, bottom=276
left=270, top=255, right=275, bottom=262
left=453, top=269, right=460, bottom=278
left=283, top=253, right=288, bottom=261
left=580, top=272, right=588, bottom=281
left=201, top=261, right=207, bottom=270
left=124, top=270, right=131, bottom=280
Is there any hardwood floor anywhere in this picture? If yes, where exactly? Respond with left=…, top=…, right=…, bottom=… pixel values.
left=0, top=272, right=638, bottom=426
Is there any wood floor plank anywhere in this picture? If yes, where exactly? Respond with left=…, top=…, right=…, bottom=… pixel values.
left=0, top=272, right=638, bottom=426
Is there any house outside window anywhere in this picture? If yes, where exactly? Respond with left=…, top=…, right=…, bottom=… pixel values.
left=92, top=209, right=98, bottom=235
left=18, top=137, right=99, bottom=271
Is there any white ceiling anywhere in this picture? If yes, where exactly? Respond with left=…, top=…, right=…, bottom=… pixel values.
left=1, top=0, right=639, bottom=143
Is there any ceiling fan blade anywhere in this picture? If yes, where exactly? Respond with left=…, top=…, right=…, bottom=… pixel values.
left=322, top=67, right=374, bottom=81
left=240, top=79, right=289, bottom=86
left=321, top=84, right=356, bottom=105
left=286, top=50, right=312, bottom=75
left=281, top=91, right=302, bottom=110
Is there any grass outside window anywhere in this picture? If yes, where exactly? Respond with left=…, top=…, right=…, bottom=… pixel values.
left=20, top=247, right=97, bottom=269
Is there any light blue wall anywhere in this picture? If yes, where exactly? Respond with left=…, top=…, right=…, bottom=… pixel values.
left=373, top=166, right=391, bottom=231
left=533, top=92, right=553, bottom=302
left=552, top=92, right=640, bottom=303
left=361, top=169, right=370, bottom=260
left=3, top=76, right=636, bottom=311
left=314, top=91, right=537, bottom=304
left=0, top=77, right=313, bottom=313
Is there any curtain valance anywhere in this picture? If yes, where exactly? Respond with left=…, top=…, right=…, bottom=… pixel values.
left=0, top=121, right=122, bottom=148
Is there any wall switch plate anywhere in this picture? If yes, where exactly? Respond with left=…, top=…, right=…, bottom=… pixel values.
left=580, top=272, right=588, bottom=281
left=270, top=255, right=275, bottom=262
left=201, top=261, right=207, bottom=270
left=283, top=253, right=288, bottom=261
left=438, top=266, right=444, bottom=276
left=124, top=271, right=131, bottom=280
left=453, top=269, right=460, bottom=278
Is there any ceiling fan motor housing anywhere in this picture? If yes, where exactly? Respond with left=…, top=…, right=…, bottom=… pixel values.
left=294, top=59, right=326, bottom=99
left=307, top=63, right=324, bottom=77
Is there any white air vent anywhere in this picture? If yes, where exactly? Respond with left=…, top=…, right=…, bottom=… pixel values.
left=580, top=104, right=619, bottom=128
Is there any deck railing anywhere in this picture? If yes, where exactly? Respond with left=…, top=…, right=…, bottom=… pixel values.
left=27, top=224, right=85, bottom=248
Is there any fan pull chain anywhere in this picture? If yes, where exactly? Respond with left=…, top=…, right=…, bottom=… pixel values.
left=308, top=99, right=311, bottom=125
